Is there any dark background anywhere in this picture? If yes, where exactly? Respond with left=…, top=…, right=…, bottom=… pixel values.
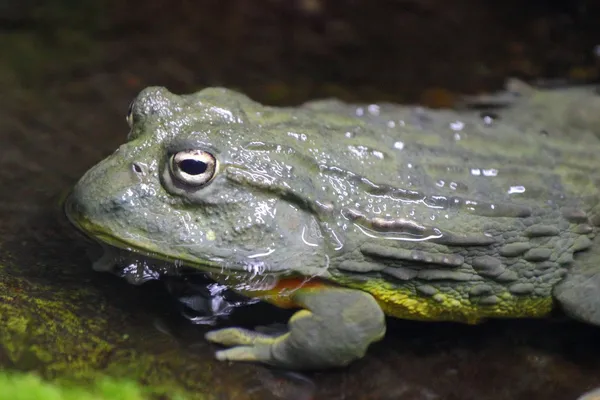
left=2, top=0, right=600, bottom=105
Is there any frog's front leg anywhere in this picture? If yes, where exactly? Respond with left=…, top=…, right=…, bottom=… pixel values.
left=205, top=287, right=386, bottom=369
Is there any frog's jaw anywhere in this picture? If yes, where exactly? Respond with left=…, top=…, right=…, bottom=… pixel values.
left=75, top=223, right=335, bottom=308
left=65, top=194, right=213, bottom=271
left=66, top=183, right=323, bottom=289
left=65, top=193, right=289, bottom=292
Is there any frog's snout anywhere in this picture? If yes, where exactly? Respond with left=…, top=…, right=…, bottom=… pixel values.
left=65, top=153, right=146, bottom=225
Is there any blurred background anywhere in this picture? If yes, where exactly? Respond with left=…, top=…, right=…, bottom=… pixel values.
left=2, top=0, right=600, bottom=105
left=1, top=1, right=600, bottom=400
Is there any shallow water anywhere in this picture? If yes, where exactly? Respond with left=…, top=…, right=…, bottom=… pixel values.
left=2, top=2, right=600, bottom=399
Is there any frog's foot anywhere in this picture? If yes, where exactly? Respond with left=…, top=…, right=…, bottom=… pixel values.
left=205, top=287, right=386, bottom=370
left=554, top=242, right=600, bottom=325
left=554, top=266, right=600, bottom=325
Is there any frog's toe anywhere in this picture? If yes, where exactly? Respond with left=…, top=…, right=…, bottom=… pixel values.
left=206, top=327, right=289, bottom=364
left=215, top=345, right=269, bottom=363
left=206, top=327, right=278, bottom=347
left=206, top=287, right=386, bottom=370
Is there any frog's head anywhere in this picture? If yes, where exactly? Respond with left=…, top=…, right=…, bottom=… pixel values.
left=66, top=87, right=329, bottom=281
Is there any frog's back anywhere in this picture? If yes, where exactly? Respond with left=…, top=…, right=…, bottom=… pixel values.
left=282, top=83, right=600, bottom=324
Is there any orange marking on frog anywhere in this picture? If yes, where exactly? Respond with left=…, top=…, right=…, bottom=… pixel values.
left=242, top=277, right=329, bottom=308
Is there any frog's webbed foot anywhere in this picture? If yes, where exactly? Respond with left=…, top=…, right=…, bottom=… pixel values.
left=205, top=287, right=386, bottom=370
left=554, top=265, right=600, bottom=325
left=553, top=240, right=600, bottom=326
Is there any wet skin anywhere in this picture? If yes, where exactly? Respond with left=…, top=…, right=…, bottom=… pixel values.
left=66, top=80, right=600, bottom=369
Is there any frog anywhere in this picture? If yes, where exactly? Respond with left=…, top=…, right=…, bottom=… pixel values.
left=65, top=80, right=600, bottom=370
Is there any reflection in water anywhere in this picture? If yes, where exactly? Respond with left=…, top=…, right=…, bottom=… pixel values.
left=166, top=276, right=260, bottom=325
left=155, top=275, right=316, bottom=400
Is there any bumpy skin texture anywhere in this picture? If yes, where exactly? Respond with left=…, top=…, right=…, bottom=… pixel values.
left=66, top=80, right=600, bottom=369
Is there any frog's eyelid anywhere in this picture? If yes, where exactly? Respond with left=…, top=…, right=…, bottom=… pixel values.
left=166, top=139, right=220, bottom=156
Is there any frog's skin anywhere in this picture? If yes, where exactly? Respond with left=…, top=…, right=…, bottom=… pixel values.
left=66, top=80, right=600, bottom=370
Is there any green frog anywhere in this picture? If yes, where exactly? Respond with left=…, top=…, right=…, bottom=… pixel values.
left=65, top=80, right=600, bottom=370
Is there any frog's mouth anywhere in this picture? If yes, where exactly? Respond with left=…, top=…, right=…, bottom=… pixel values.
left=63, top=194, right=290, bottom=293
left=63, top=193, right=284, bottom=324
left=63, top=193, right=276, bottom=288
left=67, top=217, right=209, bottom=285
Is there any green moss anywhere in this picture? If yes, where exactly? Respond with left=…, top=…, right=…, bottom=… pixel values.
left=0, top=371, right=168, bottom=400
left=0, top=259, right=214, bottom=399
left=0, top=274, right=111, bottom=372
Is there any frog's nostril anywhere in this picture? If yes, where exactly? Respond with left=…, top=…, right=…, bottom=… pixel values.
left=132, top=162, right=146, bottom=175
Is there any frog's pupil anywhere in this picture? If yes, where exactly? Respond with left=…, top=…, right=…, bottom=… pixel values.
left=179, top=159, right=208, bottom=175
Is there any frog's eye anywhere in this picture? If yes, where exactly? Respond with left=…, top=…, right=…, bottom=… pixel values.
left=169, top=150, right=217, bottom=187
left=126, top=101, right=134, bottom=128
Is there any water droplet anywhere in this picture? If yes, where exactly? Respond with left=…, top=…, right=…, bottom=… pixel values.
left=393, top=141, right=405, bottom=150
left=454, top=133, right=461, bottom=141
left=480, top=111, right=498, bottom=125
left=508, top=185, right=526, bottom=194
left=355, top=107, right=364, bottom=117
left=372, top=150, right=385, bottom=159
left=450, top=120, right=465, bottom=131
left=345, top=131, right=355, bottom=138
left=387, top=120, right=396, bottom=128
left=368, top=104, right=380, bottom=116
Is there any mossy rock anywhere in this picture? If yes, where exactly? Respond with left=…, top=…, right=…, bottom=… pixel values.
left=0, top=371, right=178, bottom=400
left=0, top=258, right=213, bottom=399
